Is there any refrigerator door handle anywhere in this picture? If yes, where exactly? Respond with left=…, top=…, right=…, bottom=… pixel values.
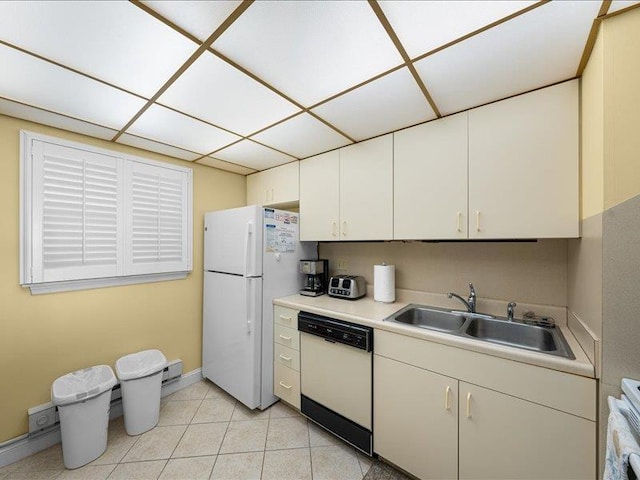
left=246, top=278, right=252, bottom=334
left=244, top=221, right=254, bottom=277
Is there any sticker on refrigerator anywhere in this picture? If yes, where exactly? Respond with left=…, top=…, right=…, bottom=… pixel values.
left=265, top=223, right=295, bottom=253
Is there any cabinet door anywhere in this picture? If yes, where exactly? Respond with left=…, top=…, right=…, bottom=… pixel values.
left=459, top=382, right=595, bottom=480
left=374, top=355, right=458, bottom=480
left=246, top=162, right=299, bottom=207
left=468, top=80, right=579, bottom=238
left=299, top=151, right=340, bottom=241
left=394, top=112, right=468, bottom=239
left=340, top=134, right=393, bottom=240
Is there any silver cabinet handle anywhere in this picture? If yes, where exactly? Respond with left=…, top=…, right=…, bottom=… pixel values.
left=331, top=221, right=337, bottom=237
left=445, top=385, right=452, bottom=411
left=279, top=354, right=292, bottom=362
left=279, top=334, right=292, bottom=341
left=279, top=381, right=292, bottom=390
left=476, top=211, right=481, bottom=232
left=279, top=315, right=292, bottom=321
left=342, top=220, right=347, bottom=237
left=466, top=392, right=472, bottom=418
left=457, top=212, right=462, bottom=232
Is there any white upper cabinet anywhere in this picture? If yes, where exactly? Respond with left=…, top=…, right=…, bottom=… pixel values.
left=340, top=134, right=393, bottom=240
left=246, top=161, right=299, bottom=208
left=468, top=80, right=579, bottom=239
left=394, top=112, right=468, bottom=240
left=299, top=150, right=340, bottom=241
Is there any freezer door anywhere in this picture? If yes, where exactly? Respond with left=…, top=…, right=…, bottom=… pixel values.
left=204, top=205, right=262, bottom=276
left=202, top=271, right=263, bottom=409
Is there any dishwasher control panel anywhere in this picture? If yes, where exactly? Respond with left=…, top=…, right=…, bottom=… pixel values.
left=298, top=312, right=373, bottom=352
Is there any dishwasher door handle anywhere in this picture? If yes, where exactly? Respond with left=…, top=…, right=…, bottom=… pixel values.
left=323, top=338, right=336, bottom=344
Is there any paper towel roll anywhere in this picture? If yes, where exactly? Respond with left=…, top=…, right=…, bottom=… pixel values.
left=374, top=263, right=395, bottom=303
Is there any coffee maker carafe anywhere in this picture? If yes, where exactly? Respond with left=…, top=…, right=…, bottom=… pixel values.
left=299, top=259, right=329, bottom=297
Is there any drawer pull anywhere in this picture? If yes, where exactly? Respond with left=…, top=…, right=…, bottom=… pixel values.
left=279, top=354, right=292, bottom=362
left=279, top=334, right=292, bottom=341
left=445, top=385, right=451, bottom=411
left=456, top=212, right=462, bottom=232
left=279, top=381, right=292, bottom=390
left=279, top=315, right=292, bottom=321
left=466, top=392, right=472, bottom=418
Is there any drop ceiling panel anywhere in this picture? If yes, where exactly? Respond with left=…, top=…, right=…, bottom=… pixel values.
left=379, top=1, right=537, bottom=59
left=116, top=134, right=201, bottom=162
left=414, top=1, right=600, bottom=115
left=608, top=1, right=640, bottom=13
left=0, top=45, right=146, bottom=129
left=213, top=1, right=403, bottom=106
left=197, top=157, right=256, bottom=175
left=141, top=0, right=243, bottom=42
left=0, top=97, right=118, bottom=141
left=213, top=140, right=297, bottom=171
left=312, top=68, right=436, bottom=141
left=158, top=52, right=300, bottom=136
left=0, top=1, right=196, bottom=98
left=127, top=104, right=240, bottom=154
left=252, top=113, right=352, bottom=159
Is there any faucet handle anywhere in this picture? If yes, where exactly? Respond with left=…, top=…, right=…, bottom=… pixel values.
left=507, top=302, right=517, bottom=321
left=468, top=283, right=476, bottom=297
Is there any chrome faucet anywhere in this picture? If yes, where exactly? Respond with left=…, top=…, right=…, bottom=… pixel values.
left=507, top=302, right=517, bottom=322
left=448, top=283, right=477, bottom=313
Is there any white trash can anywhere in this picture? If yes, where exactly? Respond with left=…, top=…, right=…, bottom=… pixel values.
left=51, top=365, right=116, bottom=469
left=115, top=349, right=167, bottom=435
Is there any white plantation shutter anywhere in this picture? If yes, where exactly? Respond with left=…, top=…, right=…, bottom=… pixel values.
left=22, top=131, right=192, bottom=292
left=125, top=161, right=190, bottom=275
left=31, top=141, right=123, bottom=283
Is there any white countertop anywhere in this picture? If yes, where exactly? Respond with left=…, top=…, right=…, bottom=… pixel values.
left=274, top=294, right=595, bottom=378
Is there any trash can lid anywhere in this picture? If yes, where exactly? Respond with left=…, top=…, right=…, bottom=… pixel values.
left=115, top=349, right=167, bottom=381
left=52, top=365, right=116, bottom=406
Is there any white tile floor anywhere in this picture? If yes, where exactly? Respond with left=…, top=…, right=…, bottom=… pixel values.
left=0, top=380, right=374, bottom=480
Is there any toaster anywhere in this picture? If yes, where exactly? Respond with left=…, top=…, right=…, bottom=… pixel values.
left=328, top=275, right=366, bottom=300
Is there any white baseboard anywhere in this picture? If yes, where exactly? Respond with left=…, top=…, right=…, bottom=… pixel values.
left=0, top=368, right=203, bottom=468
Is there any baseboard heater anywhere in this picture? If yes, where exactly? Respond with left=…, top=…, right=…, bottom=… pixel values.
left=27, top=359, right=183, bottom=437
left=301, top=394, right=372, bottom=456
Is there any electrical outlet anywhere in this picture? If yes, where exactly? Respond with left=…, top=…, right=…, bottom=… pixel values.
left=336, top=259, right=348, bottom=271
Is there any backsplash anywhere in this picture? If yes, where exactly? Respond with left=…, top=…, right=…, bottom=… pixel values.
left=319, top=239, right=568, bottom=307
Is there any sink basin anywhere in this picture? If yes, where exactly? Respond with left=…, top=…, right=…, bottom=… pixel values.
left=465, top=318, right=557, bottom=352
left=390, top=306, right=465, bottom=332
left=385, top=304, right=575, bottom=359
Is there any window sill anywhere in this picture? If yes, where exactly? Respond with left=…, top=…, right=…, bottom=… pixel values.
left=24, top=271, right=190, bottom=295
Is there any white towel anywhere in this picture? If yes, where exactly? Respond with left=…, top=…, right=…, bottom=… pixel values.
left=604, top=397, right=640, bottom=480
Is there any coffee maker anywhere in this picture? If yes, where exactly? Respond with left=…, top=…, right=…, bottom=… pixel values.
left=299, top=259, right=329, bottom=297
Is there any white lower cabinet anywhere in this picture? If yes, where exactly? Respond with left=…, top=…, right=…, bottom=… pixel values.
left=374, top=355, right=458, bottom=480
left=458, top=382, right=595, bottom=480
left=373, top=330, right=596, bottom=480
left=273, top=306, right=300, bottom=409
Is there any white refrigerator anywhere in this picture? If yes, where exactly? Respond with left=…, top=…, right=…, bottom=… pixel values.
left=202, top=205, right=316, bottom=410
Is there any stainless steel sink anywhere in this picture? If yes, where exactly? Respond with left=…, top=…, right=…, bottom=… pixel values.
left=385, top=304, right=575, bottom=359
left=391, top=306, right=465, bottom=332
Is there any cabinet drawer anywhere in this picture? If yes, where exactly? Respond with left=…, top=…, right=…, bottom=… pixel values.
left=274, top=362, right=300, bottom=409
left=275, top=324, right=299, bottom=351
left=275, top=343, right=300, bottom=371
left=274, top=305, right=298, bottom=329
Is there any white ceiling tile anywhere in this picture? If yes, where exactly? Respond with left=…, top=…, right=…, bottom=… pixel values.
left=141, top=0, right=243, bottom=42
left=159, top=52, right=300, bottom=136
left=608, top=1, right=640, bottom=13
left=0, top=97, right=118, bottom=141
left=252, top=113, right=352, bottom=159
left=127, top=104, right=240, bottom=154
left=414, top=1, right=600, bottom=115
left=213, top=140, right=296, bottom=171
left=379, top=1, right=536, bottom=59
left=197, top=157, right=256, bottom=175
left=0, top=44, right=146, bottom=130
left=213, top=1, right=403, bottom=106
left=0, top=1, right=196, bottom=98
left=116, top=133, right=201, bottom=162
left=312, top=68, right=435, bottom=141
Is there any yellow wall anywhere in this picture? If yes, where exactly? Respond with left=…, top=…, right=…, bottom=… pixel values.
left=603, top=7, right=640, bottom=209
left=0, top=115, right=246, bottom=442
left=580, top=23, right=605, bottom=219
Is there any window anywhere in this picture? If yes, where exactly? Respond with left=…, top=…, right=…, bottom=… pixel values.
left=20, top=131, right=192, bottom=294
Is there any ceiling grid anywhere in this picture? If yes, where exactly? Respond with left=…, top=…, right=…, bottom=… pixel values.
left=0, top=0, right=636, bottom=174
